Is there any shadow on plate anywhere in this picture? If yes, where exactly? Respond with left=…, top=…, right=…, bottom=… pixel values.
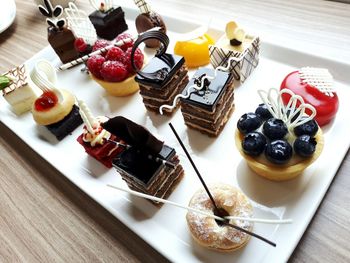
left=186, top=128, right=216, bottom=153
left=35, top=125, right=59, bottom=145
left=101, top=92, right=138, bottom=114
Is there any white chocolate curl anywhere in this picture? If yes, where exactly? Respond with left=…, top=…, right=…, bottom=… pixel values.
left=257, top=88, right=317, bottom=130
left=299, top=67, right=335, bottom=97
left=159, top=49, right=248, bottom=115
left=65, top=2, right=97, bottom=45
left=134, top=0, right=151, bottom=14
left=78, top=100, right=110, bottom=147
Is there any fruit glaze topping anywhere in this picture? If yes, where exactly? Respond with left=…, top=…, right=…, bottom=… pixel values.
left=280, top=67, right=339, bottom=126
left=237, top=88, right=319, bottom=164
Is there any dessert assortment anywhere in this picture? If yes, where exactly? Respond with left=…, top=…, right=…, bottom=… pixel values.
left=209, top=21, right=260, bottom=83
left=235, top=88, right=324, bottom=181
left=1, top=1, right=344, bottom=259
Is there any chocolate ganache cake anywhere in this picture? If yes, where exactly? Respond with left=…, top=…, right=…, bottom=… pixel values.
left=132, top=31, right=189, bottom=114
left=180, top=67, right=235, bottom=136
left=102, top=116, right=184, bottom=205
left=89, top=1, right=128, bottom=40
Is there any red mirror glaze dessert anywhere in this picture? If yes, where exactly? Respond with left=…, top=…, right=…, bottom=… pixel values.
left=280, top=69, right=339, bottom=126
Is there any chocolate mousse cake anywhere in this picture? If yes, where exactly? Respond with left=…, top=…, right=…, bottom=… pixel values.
left=132, top=31, right=189, bottom=115
left=89, top=4, right=128, bottom=40
left=180, top=67, right=235, bottom=136
left=102, top=116, right=184, bottom=205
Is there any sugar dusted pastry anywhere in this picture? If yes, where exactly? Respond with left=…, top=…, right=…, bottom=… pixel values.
left=133, top=31, right=189, bottom=114
left=88, top=0, right=128, bottom=40
left=102, top=116, right=184, bottom=205
left=186, top=184, right=253, bottom=251
left=76, top=101, right=123, bottom=168
left=280, top=67, right=339, bottom=126
left=235, top=88, right=324, bottom=181
left=209, top=20, right=259, bottom=83
left=0, top=65, right=41, bottom=115
left=31, top=60, right=82, bottom=140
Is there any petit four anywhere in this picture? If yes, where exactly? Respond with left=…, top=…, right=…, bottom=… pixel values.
left=102, top=116, right=184, bottom=205
left=186, top=184, right=253, bottom=251
left=178, top=67, right=235, bottom=137
left=132, top=31, right=189, bottom=114
left=0, top=65, right=41, bottom=115
left=65, top=2, right=97, bottom=55
left=76, top=101, right=123, bottom=168
left=174, top=33, right=215, bottom=68
left=30, top=60, right=82, bottom=140
left=88, top=0, right=128, bottom=40
left=87, top=34, right=145, bottom=96
left=209, top=21, right=259, bottom=83
left=280, top=67, right=339, bottom=126
left=235, top=88, right=324, bottom=181
left=38, top=0, right=79, bottom=63
left=133, top=0, right=167, bottom=48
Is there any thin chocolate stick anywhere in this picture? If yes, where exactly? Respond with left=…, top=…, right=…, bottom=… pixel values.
left=168, top=123, right=220, bottom=213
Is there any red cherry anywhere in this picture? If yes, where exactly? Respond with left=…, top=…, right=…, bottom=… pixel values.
left=280, top=70, right=339, bottom=126
left=34, top=91, right=58, bottom=111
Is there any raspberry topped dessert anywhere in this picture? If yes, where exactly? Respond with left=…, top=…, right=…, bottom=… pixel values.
left=101, top=116, right=184, bottom=205
left=235, top=88, right=324, bottom=181
left=87, top=34, right=145, bottom=96
left=76, top=100, right=124, bottom=168
left=88, top=0, right=128, bottom=40
left=209, top=21, right=259, bottom=83
left=280, top=67, right=339, bottom=126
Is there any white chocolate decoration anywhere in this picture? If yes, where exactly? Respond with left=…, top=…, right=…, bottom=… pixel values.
left=78, top=100, right=111, bottom=147
left=225, top=21, right=246, bottom=45
left=89, top=0, right=113, bottom=12
left=159, top=53, right=247, bottom=115
left=299, top=67, right=335, bottom=97
left=134, top=0, right=151, bottom=14
left=258, top=88, right=317, bottom=130
left=65, top=2, right=97, bottom=46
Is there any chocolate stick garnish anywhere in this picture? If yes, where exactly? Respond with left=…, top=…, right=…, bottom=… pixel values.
left=168, top=122, right=276, bottom=247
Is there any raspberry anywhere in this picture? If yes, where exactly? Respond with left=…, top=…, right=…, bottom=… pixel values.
left=74, top=38, right=87, bottom=53
left=92, top=39, right=110, bottom=53
left=115, top=33, right=134, bottom=51
left=105, top=47, right=125, bottom=63
left=87, top=55, right=105, bottom=79
left=100, top=61, right=128, bottom=82
left=125, top=47, right=144, bottom=74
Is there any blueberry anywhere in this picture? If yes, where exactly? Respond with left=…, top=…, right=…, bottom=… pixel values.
left=265, top=140, right=293, bottom=164
left=294, top=119, right=319, bottom=137
left=263, top=118, right=288, bottom=140
left=294, top=135, right=317, bottom=157
left=237, top=112, right=262, bottom=134
left=242, top=132, right=267, bottom=156
left=255, top=103, right=272, bottom=121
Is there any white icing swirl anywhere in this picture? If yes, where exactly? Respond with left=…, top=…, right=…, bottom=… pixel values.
left=82, top=117, right=111, bottom=147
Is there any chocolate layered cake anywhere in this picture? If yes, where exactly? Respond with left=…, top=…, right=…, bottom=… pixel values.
left=89, top=5, right=128, bottom=40
left=132, top=31, right=189, bottom=114
left=180, top=67, right=235, bottom=136
left=102, top=116, right=184, bottom=205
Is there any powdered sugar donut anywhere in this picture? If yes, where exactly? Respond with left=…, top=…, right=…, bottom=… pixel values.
left=186, top=184, right=253, bottom=251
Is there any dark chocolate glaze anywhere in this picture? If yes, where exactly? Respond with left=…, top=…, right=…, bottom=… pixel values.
left=135, top=11, right=167, bottom=48
left=89, top=7, right=128, bottom=40
left=230, top=39, right=242, bottom=46
left=112, top=144, right=174, bottom=185
left=47, top=27, right=79, bottom=63
left=101, top=116, right=164, bottom=154
left=181, top=68, right=233, bottom=111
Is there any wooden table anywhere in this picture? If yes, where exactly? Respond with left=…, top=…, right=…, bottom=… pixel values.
left=1, top=0, right=349, bottom=262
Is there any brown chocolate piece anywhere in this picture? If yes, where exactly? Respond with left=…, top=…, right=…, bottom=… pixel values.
left=135, top=12, right=166, bottom=48
left=47, top=27, right=79, bottom=63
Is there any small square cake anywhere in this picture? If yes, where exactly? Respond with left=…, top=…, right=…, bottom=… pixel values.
left=135, top=54, right=189, bottom=114
left=180, top=67, right=235, bottom=136
left=89, top=6, right=128, bottom=40
left=209, top=21, right=259, bottom=84
left=1, top=64, right=41, bottom=115
left=112, top=144, right=184, bottom=204
left=48, top=27, right=79, bottom=63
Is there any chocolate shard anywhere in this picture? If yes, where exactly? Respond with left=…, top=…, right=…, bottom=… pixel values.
left=101, top=116, right=164, bottom=154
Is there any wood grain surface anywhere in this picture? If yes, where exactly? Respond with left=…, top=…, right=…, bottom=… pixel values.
left=1, top=0, right=350, bottom=262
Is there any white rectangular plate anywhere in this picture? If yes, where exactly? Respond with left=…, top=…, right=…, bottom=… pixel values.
left=1, top=6, right=350, bottom=263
